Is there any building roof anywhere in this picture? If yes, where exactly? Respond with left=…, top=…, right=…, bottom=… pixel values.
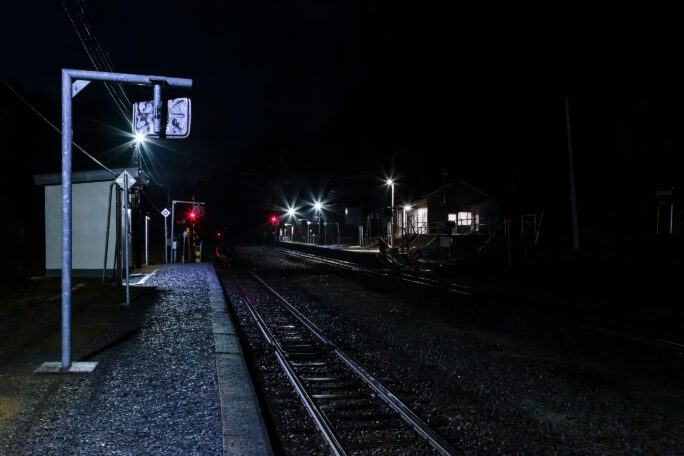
left=421, top=179, right=488, bottom=200
left=408, top=179, right=491, bottom=209
left=33, top=168, right=148, bottom=186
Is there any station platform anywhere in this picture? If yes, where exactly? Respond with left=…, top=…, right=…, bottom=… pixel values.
left=277, top=240, right=383, bottom=267
left=0, top=263, right=272, bottom=455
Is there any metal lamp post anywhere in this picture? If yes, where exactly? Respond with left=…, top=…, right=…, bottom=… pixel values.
left=314, top=202, right=322, bottom=245
left=387, top=179, right=395, bottom=248
left=286, top=208, right=295, bottom=241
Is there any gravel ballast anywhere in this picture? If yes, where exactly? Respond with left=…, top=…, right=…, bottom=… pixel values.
left=231, top=245, right=684, bottom=455
left=18, top=264, right=223, bottom=455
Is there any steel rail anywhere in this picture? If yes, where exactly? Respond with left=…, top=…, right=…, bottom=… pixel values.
left=271, top=246, right=684, bottom=354
left=227, top=274, right=348, bottom=456
left=244, top=267, right=461, bottom=456
left=271, top=246, right=474, bottom=295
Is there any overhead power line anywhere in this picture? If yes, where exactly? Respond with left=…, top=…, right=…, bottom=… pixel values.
left=1, top=79, right=117, bottom=177
left=141, top=190, right=163, bottom=214
left=140, top=150, right=166, bottom=187
left=60, top=0, right=131, bottom=124
left=74, top=0, right=132, bottom=108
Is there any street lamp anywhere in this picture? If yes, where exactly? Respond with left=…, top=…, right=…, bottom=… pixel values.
left=313, top=201, right=322, bottom=244
left=386, top=178, right=395, bottom=248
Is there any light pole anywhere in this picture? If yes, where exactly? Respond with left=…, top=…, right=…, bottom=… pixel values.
left=314, top=201, right=322, bottom=245
left=386, top=178, right=395, bottom=248
left=286, top=208, right=295, bottom=241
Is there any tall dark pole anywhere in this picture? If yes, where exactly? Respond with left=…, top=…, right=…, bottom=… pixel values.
left=565, top=96, right=580, bottom=251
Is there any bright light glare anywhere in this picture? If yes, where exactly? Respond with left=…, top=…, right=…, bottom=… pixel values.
left=404, top=205, right=412, bottom=211
left=134, top=133, right=146, bottom=144
left=386, top=178, right=394, bottom=186
left=314, top=202, right=322, bottom=211
left=287, top=208, right=296, bottom=216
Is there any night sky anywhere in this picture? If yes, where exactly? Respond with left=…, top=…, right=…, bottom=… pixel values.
left=1, top=2, right=682, bottom=263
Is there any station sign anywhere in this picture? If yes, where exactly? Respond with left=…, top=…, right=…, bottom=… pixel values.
left=133, top=98, right=191, bottom=138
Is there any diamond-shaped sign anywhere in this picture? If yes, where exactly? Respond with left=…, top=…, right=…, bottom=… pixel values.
left=115, top=171, right=136, bottom=189
left=161, top=208, right=170, bottom=218
left=133, top=98, right=191, bottom=139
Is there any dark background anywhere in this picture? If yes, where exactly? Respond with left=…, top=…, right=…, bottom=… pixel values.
left=1, top=1, right=682, bottom=280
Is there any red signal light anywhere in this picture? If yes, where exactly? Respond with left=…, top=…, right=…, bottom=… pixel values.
left=270, top=216, right=277, bottom=223
left=189, top=212, right=196, bottom=219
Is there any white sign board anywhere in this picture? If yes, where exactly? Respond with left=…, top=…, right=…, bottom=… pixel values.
left=133, top=98, right=191, bottom=138
left=161, top=208, right=170, bottom=218
left=115, top=171, right=136, bottom=189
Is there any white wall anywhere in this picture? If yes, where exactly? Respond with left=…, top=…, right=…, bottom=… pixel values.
left=45, top=181, right=119, bottom=271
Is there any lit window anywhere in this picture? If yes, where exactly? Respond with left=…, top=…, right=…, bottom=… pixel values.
left=457, top=212, right=472, bottom=226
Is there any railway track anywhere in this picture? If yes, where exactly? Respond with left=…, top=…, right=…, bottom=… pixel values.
left=270, top=245, right=684, bottom=353
left=217, top=254, right=461, bottom=456
left=270, top=246, right=476, bottom=297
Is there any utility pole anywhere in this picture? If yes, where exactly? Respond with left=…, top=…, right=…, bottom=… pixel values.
left=565, top=96, right=580, bottom=251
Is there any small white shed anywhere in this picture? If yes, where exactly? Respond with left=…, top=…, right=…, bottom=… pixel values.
left=33, top=168, right=147, bottom=277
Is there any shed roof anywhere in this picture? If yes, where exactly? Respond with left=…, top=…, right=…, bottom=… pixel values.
left=33, top=168, right=148, bottom=186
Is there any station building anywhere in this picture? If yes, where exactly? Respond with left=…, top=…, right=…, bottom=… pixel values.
left=400, top=180, right=502, bottom=236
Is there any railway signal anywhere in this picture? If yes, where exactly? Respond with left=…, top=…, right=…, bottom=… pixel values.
left=170, top=200, right=205, bottom=263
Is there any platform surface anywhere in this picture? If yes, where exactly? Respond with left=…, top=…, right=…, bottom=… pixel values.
left=17, top=263, right=271, bottom=456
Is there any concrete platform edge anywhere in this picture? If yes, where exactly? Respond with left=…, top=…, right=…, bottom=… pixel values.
left=208, top=268, right=273, bottom=456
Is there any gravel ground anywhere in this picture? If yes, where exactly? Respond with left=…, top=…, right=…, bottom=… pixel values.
left=233, top=245, right=684, bottom=456
left=17, top=264, right=222, bottom=456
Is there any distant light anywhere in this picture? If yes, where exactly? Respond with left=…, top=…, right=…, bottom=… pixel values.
left=287, top=208, right=295, bottom=217
left=344, top=208, right=348, bottom=215
left=189, top=212, right=196, bottom=219
left=314, top=202, right=322, bottom=211
left=217, top=232, right=222, bottom=238
left=386, top=178, right=394, bottom=186
left=271, top=216, right=277, bottom=223
left=134, top=133, right=145, bottom=144
left=404, top=205, right=412, bottom=211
